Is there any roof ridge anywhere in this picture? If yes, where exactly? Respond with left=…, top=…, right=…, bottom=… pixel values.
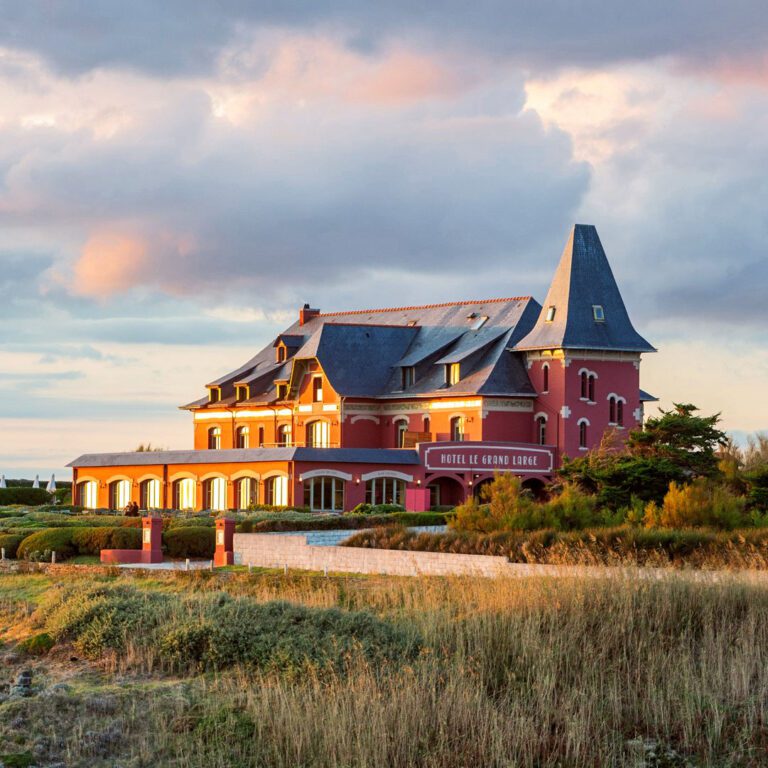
left=318, top=296, right=532, bottom=317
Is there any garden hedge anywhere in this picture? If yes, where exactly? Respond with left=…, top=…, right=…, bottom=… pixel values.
left=0, top=487, right=52, bottom=506
left=163, top=527, right=215, bottom=558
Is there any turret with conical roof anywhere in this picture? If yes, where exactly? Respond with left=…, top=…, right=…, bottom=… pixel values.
left=515, top=224, right=654, bottom=353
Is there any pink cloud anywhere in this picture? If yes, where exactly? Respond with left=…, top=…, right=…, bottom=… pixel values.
left=72, top=231, right=151, bottom=297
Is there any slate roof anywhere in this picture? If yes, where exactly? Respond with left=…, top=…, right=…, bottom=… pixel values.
left=68, top=448, right=420, bottom=468
left=515, top=225, right=655, bottom=353
left=182, top=224, right=654, bottom=410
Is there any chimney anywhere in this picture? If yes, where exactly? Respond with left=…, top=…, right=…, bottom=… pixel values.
left=299, top=303, right=320, bottom=326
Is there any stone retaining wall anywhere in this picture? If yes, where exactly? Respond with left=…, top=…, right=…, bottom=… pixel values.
left=232, top=533, right=768, bottom=581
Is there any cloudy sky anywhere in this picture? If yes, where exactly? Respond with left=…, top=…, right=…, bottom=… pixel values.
left=1, top=2, right=767, bottom=477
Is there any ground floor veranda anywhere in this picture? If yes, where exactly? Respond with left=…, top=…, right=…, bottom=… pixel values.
left=69, top=443, right=555, bottom=513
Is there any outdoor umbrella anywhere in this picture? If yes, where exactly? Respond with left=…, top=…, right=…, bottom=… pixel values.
left=32, top=475, right=40, bottom=489
left=46, top=475, right=56, bottom=493
left=0, top=475, right=5, bottom=489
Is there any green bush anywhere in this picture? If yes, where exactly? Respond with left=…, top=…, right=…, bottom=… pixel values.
left=17, top=528, right=76, bottom=561
left=17, top=632, right=55, bottom=656
left=163, top=526, right=215, bottom=558
left=0, top=534, right=25, bottom=559
left=167, top=516, right=216, bottom=529
left=37, top=584, right=419, bottom=671
left=0, top=487, right=51, bottom=506
left=70, top=526, right=142, bottom=554
left=238, top=510, right=448, bottom=533
left=158, top=594, right=419, bottom=673
left=40, top=583, right=167, bottom=657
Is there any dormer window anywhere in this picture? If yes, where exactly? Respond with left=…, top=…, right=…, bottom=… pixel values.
left=446, top=363, right=460, bottom=386
left=276, top=345, right=287, bottom=363
left=545, top=306, right=556, bottom=322
left=401, top=366, right=415, bottom=389
left=236, top=385, right=249, bottom=401
left=276, top=383, right=288, bottom=400
left=592, top=305, right=605, bottom=322
left=208, top=387, right=221, bottom=403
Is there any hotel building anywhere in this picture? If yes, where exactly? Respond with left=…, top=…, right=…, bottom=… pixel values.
left=69, top=224, right=656, bottom=513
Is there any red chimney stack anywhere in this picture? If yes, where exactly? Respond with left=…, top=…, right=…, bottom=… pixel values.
left=299, top=303, right=320, bottom=325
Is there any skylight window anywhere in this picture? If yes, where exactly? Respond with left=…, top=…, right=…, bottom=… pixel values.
left=592, top=305, right=605, bottom=322
left=470, top=315, right=489, bottom=330
left=545, top=306, right=556, bottom=322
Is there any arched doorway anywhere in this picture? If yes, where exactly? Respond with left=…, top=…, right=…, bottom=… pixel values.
left=426, top=475, right=466, bottom=509
left=521, top=477, right=548, bottom=500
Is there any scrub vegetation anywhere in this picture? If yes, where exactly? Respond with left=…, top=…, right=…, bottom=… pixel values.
left=0, top=568, right=766, bottom=766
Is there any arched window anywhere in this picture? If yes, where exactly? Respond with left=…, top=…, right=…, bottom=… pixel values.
left=617, top=399, right=624, bottom=427
left=207, top=426, right=221, bottom=450
left=235, top=426, right=249, bottom=449
left=609, top=396, right=617, bottom=425
left=394, top=418, right=409, bottom=448
left=306, top=420, right=330, bottom=448
left=423, top=416, right=431, bottom=437
left=235, top=477, right=258, bottom=510
left=588, top=374, right=596, bottom=402
left=173, top=478, right=196, bottom=510
left=542, top=363, right=549, bottom=393
left=203, top=477, right=227, bottom=511
left=265, top=476, right=288, bottom=506
left=140, top=478, right=161, bottom=510
left=277, top=424, right=292, bottom=447
left=579, top=420, right=588, bottom=449
left=305, top=476, right=345, bottom=512
left=580, top=371, right=588, bottom=399
left=109, top=479, right=131, bottom=510
left=78, top=480, right=98, bottom=509
left=366, top=477, right=405, bottom=507
left=450, top=416, right=465, bottom=442
left=536, top=415, right=547, bottom=445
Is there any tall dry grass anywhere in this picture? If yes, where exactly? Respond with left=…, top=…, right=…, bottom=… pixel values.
left=12, top=572, right=762, bottom=766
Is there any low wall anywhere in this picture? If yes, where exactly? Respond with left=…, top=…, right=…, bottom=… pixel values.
left=235, top=533, right=514, bottom=577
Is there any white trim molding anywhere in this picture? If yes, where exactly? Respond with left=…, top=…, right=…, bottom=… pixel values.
left=577, top=417, right=591, bottom=426
left=299, top=469, right=353, bottom=482
left=534, top=411, right=548, bottom=422
left=349, top=414, right=380, bottom=425
left=360, top=470, right=414, bottom=483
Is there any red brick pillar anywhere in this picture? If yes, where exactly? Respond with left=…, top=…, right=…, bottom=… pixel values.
left=142, top=516, right=163, bottom=564
left=214, top=518, right=235, bottom=567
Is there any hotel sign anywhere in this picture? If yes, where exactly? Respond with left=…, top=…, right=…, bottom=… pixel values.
left=422, top=443, right=553, bottom=474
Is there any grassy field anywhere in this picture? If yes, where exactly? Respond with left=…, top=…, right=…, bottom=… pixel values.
left=0, top=567, right=766, bottom=767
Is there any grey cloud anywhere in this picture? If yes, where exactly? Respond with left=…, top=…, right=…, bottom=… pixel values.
left=1, top=2, right=766, bottom=76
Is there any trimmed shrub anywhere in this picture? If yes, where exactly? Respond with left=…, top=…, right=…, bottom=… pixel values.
left=163, top=526, right=215, bottom=558
left=17, top=528, right=76, bottom=561
left=0, top=534, right=25, bottom=559
left=70, top=526, right=142, bottom=554
left=167, top=516, right=216, bottom=529
left=0, top=488, right=51, bottom=506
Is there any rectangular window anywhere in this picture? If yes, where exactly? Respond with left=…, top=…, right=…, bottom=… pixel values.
left=312, top=376, right=323, bottom=402
left=545, top=306, right=556, bottom=322
left=276, top=345, right=286, bottom=363
left=470, top=315, right=489, bottom=330
left=401, top=366, right=415, bottom=389
left=236, top=385, right=249, bottom=401
left=276, top=383, right=288, bottom=400
left=208, top=387, right=221, bottom=403
left=446, top=363, right=460, bottom=386
left=592, top=305, right=605, bottom=321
